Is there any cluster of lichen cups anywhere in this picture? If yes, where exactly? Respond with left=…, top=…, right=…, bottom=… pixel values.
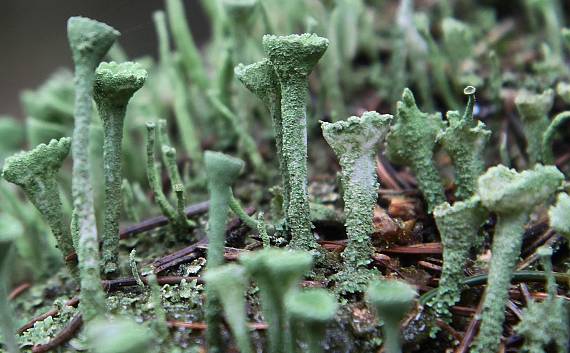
left=2, top=6, right=570, bottom=353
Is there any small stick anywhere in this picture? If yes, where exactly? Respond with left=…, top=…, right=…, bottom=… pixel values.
left=8, top=282, right=31, bottom=300
left=167, top=320, right=269, bottom=330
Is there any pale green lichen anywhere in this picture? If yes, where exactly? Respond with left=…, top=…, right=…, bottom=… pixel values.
left=438, top=87, right=491, bottom=200
left=94, top=61, right=147, bottom=276
left=427, top=197, right=487, bottom=323
left=72, top=205, right=107, bottom=322
left=86, top=317, right=155, bottom=353
left=321, top=111, right=392, bottom=293
left=235, top=59, right=288, bottom=213
left=548, top=192, right=570, bottom=243
left=385, top=88, right=445, bottom=213
left=20, top=70, right=74, bottom=146
left=366, top=280, right=417, bottom=353
left=0, top=227, right=20, bottom=353
left=121, top=179, right=140, bottom=222
left=204, top=264, right=253, bottom=353
left=542, top=111, right=570, bottom=165
left=145, top=122, right=194, bottom=233
left=67, top=16, right=118, bottom=322
left=1, top=137, right=76, bottom=275
left=556, top=81, right=570, bottom=103
left=240, top=248, right=313, bottom=353
left=147, top=273, right=169, bottom=339
left=286, top=288, right=338, bottom=353
left=263, top=33, right=329, bottom=251
left=514, top=89, right=554, bottom=165
left=472, top=164, right=564, bottom=353
left=514, top=246, right=569, bottom=353
left=204, top=151, right=245, bottom=353
left=441, top=18, right=474, bottom=73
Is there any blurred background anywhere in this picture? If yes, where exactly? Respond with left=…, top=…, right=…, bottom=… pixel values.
left=0, top=0, right=209, bottom=118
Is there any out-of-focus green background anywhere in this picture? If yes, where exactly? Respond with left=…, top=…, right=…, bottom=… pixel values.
left=0, top=0, right=209, bottom=118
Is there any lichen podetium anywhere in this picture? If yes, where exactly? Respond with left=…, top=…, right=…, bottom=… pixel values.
left=235, top=59, right=287, bottom=209
left=263, top=33, right=329, bottom=251
left=366, top=279, right=417, bottom=353
left=472, top=164, right=564, bottom=353
left=67, top=16, right=119, bottom=322
left=94, top=61, right=147, bottom=277
left=0, top=226, right=20, bottom=353
left=385, top=88, right=445, bottom=213
left=428, top=197, right=487, bottom=323
left=514, top=89, right=554, bottom=166
left=2, top=137, right=76, bottom=276
left=204, top=151, right=245, bottom=353
left=240, top=248, right=313, bottom=353
left=438, top=86, right=491, bottom=201
left=321, top=111, right=392, bottom=293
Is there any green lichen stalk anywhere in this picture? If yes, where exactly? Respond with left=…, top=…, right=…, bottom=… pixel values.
left=204, top=151, right=245, bottom=353
left=0, top=230, right=20, bottom=353
left=67, top=16, right=118, bottom=321
left=366, top=280, right=417, bottom=353
left=428, top=197, right=487, bottom=322
left=514, top=89, right=554, bottom=165
left=204, top=264, right=253, bottom=353
left=240, top=248, right=313, bottom=353
left=94, top=61, right=147, bottom=276
left=321, top=111, right=392, bottom=293
left=263, top=33, right=329, bottom=250
left=287, top=288, right=338, bottom=353
left=386, top=88, right=445, bottom=212
left=2, top=137, right=76, bottom=275
left=472, top=164, right=564, bottom=353
left=438, top=87, right=491, bottom=200
left=235, top=59, right=288, bottom=213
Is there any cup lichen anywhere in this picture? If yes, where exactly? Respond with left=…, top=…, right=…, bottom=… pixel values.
left=263, top=33, right=329, bottom=251
left=321, top=111, right=392, bottom=293
left=94, top=61, right=147, bottom=276
left=385, top=88, right=445, bottom=212
left=472, top=164, right=564, bottom=353
left=1, top=137, right=76, bottom=275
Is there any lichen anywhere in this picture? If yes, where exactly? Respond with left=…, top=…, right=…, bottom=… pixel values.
left=385, top=88, right=445, bottom=213
left=321, top=111, right=392, bottom=293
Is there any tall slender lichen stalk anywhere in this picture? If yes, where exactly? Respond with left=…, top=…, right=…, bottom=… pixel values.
left=321, top=111, right=392, bottom=293
left=235, top=59, right=288, bottom=214
left=0, top=229, right=20, bottom=353
left=94, top=61, right=147, bottom=276
left=385, top=88, right=445, bottom=213
left=472, top=164, right=564, bottom=353
left=240, top=248, right=313, bottom=353
left=67, top=16, right=118, bottom=321
left=439, top=87, right=491, bottom=200
left=263, top=33, right=329, bottom=251
left=286, top=288, right=338, bottom=353
left=366, top=280, right=417, bottom=353
left=204, top=264, right=253, bottom=353
left=1, top=137, right=76, bottom=275
left=514, top=89, right=554, bottom=165
left=71, top=206, right=107, bottom=321
left=204, top=151, right=245, bottom=353
left=427, top=197, right=487, bottom=323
